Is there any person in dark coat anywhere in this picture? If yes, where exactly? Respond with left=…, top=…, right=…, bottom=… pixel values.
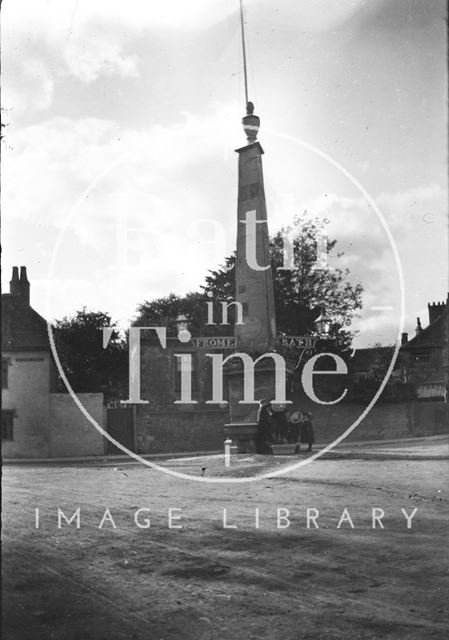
left=255, top=399, right=273, bottom=454
left=289, top=410, right=301, bottom=448
left=271, top=404, right=289, bottom=443
left=299, top=411, right=315, bottom=452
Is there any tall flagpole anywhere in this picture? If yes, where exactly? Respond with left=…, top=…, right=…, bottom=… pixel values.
left=239, top=0, right=249, bottom=107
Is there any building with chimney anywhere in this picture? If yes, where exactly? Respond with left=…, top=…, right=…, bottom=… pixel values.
left=400, top=294, right=449, bottom=401
left=2, top=266, right=105, bottom=458
left=2, top=267, right=56, bottom=457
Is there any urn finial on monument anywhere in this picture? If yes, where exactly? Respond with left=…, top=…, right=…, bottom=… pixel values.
left=242, top=101, right=260, bottom=143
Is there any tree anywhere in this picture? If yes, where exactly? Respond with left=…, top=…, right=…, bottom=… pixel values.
left=202, top=215, right=362, bottom=343
left=134, top=214, right=363, bottom=348
left=270, top=215, right=362, bottom=340
left=134, top=291, right=219, bottom=336
left=54, top=308, right=128, bottom=401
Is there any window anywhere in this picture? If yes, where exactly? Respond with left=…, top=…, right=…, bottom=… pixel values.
left=1, top=411, right=14, bottom=441
left=414, top=352, right=430, bottom=364
left=417, top=384, right=447, bottom=402
left=2, top=359, right=9, bottom=389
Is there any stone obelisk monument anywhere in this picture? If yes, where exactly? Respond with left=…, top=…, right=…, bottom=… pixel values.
left=224, top=2, right=279, bottom=451
left=224, top=102, right=279, bottom=449
left=235, top=103, right=277, bottom=351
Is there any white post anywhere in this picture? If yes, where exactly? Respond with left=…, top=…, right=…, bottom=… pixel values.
left=224, top=438, right=232, bottom=468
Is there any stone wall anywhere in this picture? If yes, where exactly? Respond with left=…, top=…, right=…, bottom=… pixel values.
left=49, top=393, right=106, bottom=457
left=296, top=400, right=448, bottom=444
left=134, top=400, right=448, bottom=453
left=313, top=402, right=411, bottom=443
left=410, top=401, right=449, bottom=437
left=136, top=407, right=228, bottom=454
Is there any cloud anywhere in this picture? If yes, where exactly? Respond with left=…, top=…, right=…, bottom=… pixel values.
left=377, top=183, right=447, bottom=231
left=248, top=0, right=381, bottom=33
left=2, top=57, right=54, bottom=115
left=3, top=101, right=446, bottom=343
left=2, top=102, right=244, bottom=323
left=269, top=185, right=447, bottom=348
left=2, top=0, right=379, bottom=38
left=2, top=1, right=150, bottom=113
left=2, top=0, right=235, bottom=39
left=63, top=33, right=139, bottom=84
left=1, top=0, right=383, bottom=105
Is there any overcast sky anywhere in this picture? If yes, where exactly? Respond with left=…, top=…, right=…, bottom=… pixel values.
left=2, top=0, right=447, bottom=347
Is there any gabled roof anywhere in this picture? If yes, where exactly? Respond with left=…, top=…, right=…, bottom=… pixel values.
left=1, top=294, right=50, bottom=352
left=401, top=311, right=446, bottom=351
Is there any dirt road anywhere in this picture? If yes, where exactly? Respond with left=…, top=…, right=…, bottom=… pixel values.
left=2, top=458, right=448, bottom=639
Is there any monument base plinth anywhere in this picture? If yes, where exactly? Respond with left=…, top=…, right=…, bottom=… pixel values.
left=223, top=358, right=282, bottom=453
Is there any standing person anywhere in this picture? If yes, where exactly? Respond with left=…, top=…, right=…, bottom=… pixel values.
left=271, top=404, right=289, bottom=443
left=300, top=411, right=315, bottom=452
left=255, top=399, right=273, bottom=454
left=289, top=410, right=301, bottom=451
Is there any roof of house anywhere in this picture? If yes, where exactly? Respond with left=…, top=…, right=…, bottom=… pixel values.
left=1, top=293, right=50, bottom=352
left=401, top=308, right=447, bottom=351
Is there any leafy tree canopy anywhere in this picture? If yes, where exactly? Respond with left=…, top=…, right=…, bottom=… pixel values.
left=134, top=214, right=363, bottom=348
left=54, top=308, right=127, bottom=400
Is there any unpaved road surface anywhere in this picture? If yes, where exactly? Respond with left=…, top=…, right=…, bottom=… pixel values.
left=2, top=458, right=448, bottom=639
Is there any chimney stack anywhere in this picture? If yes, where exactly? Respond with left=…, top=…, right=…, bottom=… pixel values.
left=415, top=317, right=422, bottom=336
left=401, top=332, right=408, bottom=345
left=9, top=265, right=30, bottom=305
left=10, top=266, right=20, bottom=296
left=20, top=266, right=30, bottom=306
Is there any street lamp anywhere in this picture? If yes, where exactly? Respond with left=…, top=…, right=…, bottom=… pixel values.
left=175, top=314, right=191, bottom=343
left=175, top=314, right=189, bottom=331
left=314, top=308, right=331, bottom=337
